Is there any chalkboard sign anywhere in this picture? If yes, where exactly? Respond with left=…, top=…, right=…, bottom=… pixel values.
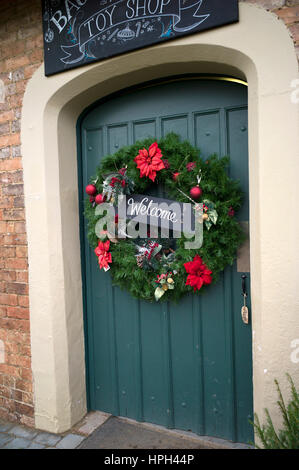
left=120, top=194, right=195, bottom=234
left=42, top=0, right=239, bottom=77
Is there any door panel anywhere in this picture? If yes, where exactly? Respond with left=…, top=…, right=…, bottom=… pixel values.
left=79, top=79, right=253, bottom=443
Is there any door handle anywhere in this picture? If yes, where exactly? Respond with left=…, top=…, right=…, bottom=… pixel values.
left=242, top=274, right=247, bottom=296
left=241, top=275, right=249, bottom=324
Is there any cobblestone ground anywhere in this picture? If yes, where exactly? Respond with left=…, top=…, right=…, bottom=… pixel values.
left=0, top=420, right=86, bottom=449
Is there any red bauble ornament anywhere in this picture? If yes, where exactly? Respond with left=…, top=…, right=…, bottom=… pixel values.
left=190, top=186, right=202, bottom=200
left=85, top=184, right=97, bottom=196
left=95, top=194, right=105, bottom=205
left=172, top=172, right=180, bottom=182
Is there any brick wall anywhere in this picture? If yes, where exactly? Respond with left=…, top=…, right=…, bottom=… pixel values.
left=0, top=0, right=43, bottom=427
left=0, top=0, right=298, bottom=428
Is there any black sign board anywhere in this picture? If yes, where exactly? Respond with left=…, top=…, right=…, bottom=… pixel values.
left=42, top=0, right=239, bottom=76
left=118, top=194, right=195, bottom=234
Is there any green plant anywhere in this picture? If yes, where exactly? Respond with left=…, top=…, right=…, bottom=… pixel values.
left=251, top=374, right=299, bottom=449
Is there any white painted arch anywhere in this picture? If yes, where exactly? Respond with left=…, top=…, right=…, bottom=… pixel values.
left=22, top=3, right=299, bottom=434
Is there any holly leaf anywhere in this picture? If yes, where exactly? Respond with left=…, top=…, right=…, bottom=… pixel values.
left=205, top=220, right=213, bottom=231
left=208, top=209, right=218, bottom=225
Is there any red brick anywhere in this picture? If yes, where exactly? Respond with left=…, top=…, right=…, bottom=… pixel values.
left=0, top=196, right=14, bottom=209
left=0, top=363, right=20, bottom=378
left=23, top=63, right=40, bottom=79
left=7, top=354, right=31, bottom=368
left=0, top=293, right=18, bottom=306
left=20, top=391, right=33, bottom=405
left=15, top=246, right=27, bottom=258
left=289, top=23, right=299, bottom=43
left=5, top=258, right=28, bottom=270
left=5, top=342, right=19, bottom=354
left=0, top=110, right=14, bottom=124
left=7, top=307, right=29, bottom=320
left=14, top=402, right=34, bottom=418
left=275, top=6, right=299, bottom=25
left=0, top=271, right=16, bottom=282
left=10, top=388, right=23, bottom=401
left=20, top=415, right=34, bottom=428
left=18, top=343, right=31, bottom=358
left=2, top=208, right=25, bottom=220
left=0, top=385, right=11, bottom=399
left=2, top=375, right=16, bottom=389
left=20, top=368, right=32, bottom=382
left=15, top=379, right=32, bottom=393
left=2, top=184, right=23, bottom=196
left=0, top=246, right=15, bottom=257
left=14, top=196, right=24, bottom=208
left=6, top=330, right=29, bottom=345
left=12, top=222, right=26, bottom=234
left=16, top=271, right=28, bottom=283
left=9, top=94, right=23, bottom=109
left=5, top=56, right=30, bottom=72
left=0, top=221, right=7, bottom=233
left=0, top=134, right=20, bottom=148
left=0, top=318, right=30, bottom=333
left=3, top=234, right=27, bottom=245
left=18, top=295, right=29, bottom=308
left=0, top=158, right=22, bottom=171
left=0, top=306, right=7, bottom=318
left=0, top=328, right=7, bottom=341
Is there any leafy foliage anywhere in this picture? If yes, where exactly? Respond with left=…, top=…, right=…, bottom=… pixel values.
left=84, top=133, right=245, bottom=302
left=251, top=374, right=299, bottom=449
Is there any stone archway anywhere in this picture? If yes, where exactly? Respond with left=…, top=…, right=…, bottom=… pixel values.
left=21, top=3, right=299, bottom=433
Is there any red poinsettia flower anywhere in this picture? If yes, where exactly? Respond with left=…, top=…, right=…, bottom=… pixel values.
left=162, top=159, right=170, bottom=169
left=118, top=167, right=127, bottom=176
left=228, top=206, right=235, bottom=217
left=184, top=254, right=212, bottom=292
left=134, top=142, right=165, bottom=182
left=94, top=240, right=112, bottom=270
left=110, top=177, right=125, bottom=188
left=186, top=162, right=196, bottom=172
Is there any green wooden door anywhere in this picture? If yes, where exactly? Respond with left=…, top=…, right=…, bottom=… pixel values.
left=78, top=78, right=253, bottom=443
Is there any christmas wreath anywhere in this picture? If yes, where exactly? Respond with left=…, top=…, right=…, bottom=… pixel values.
left=84, top=133, right=245, bottom=303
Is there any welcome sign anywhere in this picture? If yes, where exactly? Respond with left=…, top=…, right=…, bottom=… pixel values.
left=120, top=194, right=196, bottom=234
left=42, top=0, right=239, bottom=76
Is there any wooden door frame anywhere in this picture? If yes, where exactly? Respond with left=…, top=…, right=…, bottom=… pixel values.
left=21, top=4, right=299, bottom=434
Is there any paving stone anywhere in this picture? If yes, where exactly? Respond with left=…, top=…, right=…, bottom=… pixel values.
left=33, top=432, right=62, bottom=446
left=74, top=411, right=111, bottom=436
left=56, top=434, right=85, bottom=449
left=2, top=437, right=31, bottom=449
left=0, top=422, right=15, bottom=433
left=9, top=425, right=38, bottom=440
left=27, top=441, right=46, bottom=449
left=0, top=434, right=14, bottom=447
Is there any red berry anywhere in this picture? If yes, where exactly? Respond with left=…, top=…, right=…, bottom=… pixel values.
left=85, top=184, right=97, bottom=196
left=190, top=186, right=202, bottom=201
left=95, top=194, right=105, bottom=205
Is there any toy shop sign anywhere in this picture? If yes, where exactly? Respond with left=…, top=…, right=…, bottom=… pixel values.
left=42, top=0, right=239, bottom=76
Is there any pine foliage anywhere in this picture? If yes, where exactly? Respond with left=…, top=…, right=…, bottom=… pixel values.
left=84, top=133, right=245, bottom=302
left=252, top=374, right=299, bottom=449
